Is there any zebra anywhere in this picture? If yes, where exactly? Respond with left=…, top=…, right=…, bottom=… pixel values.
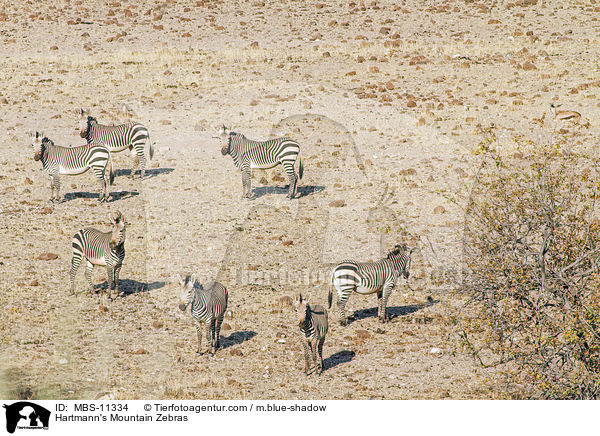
left=216, top=125, right=304, bottom=199
left=31, top=131, right=114, bottom=203
left=294, top=294, right=328, bottom=375
left=328, top=244, right=413, bottom=326
left=70, top=211, right=126, bottom=300
left=177, top=274, right=229, bottom=355
left=78, top=108, right=154, bottom=178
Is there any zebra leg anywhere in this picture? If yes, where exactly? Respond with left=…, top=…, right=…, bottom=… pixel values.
left=283, top=163, right=297, bottom=199
left=113, top=263, right=122, bottom=298
left=301, top=340, right=312, bottom=375
left=93, top=165, right=108, bottom=202
left=106, top=265, right=116, bottom=300
left=242, top=167, right=256, bottom=199
left=210, top=318, right=218, bottom=354
left=130, top=146, right=139, bottom=179
left=206, top=319, right=215, bottom=354
left=310, top=339, right=319, bottom=375
left=379, top=285, right=393, bottom=322
left=214, top=314, right=224, bottom=351
left=337, top=292, right=349, bottom=326
left=137, top=146, right=147, bottom=179
left=70, top=253, right=82, bottom=295
left=50, top=174, right=61, bottom=202
left=85, top=261, right=94, bottom=293
left=194, top=321, right=203, bottom=354
left=317, top=337, right=325, bottom=374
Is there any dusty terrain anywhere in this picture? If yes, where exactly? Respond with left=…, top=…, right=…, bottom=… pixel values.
left=1, top=0, right=599, bottom=399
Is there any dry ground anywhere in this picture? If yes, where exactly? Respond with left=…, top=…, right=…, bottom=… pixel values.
left=1, top=0, right=599, bottom=399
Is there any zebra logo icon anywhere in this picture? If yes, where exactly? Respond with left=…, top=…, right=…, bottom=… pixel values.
left=2, top=402, right=50, bottom=433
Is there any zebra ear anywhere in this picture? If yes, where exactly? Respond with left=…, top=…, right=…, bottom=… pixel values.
left=176, top=274, right=184, bottom=285
left=190, top=273, right=197, bottom=285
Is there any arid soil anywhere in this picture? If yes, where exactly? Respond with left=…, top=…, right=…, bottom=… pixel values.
left=1, top=0, right=598, bottom=399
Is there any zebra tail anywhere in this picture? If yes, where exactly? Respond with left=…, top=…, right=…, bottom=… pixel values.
left=108, top=155, right=115, bottom=186
left=299, top=156, right=304, bottom=180
left=148, top=133, right=154, bottom=160
left=328, top=271, right=333, bottom=309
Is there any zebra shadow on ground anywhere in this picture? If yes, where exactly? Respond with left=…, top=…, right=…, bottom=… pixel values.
left=62, top=190, right=139, bottom=203
left=220, top=330, right=257, bottom=349
left=114, top=168, right=174, bottom=179
left=323, top=350, right=355, bottom=371
left=347, top=300, right=437, bottom=324
left=252, top=185, right=325, bottom=199
left=90, top=279, right=166, bottom=296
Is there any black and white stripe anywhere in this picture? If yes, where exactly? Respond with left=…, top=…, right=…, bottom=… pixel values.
left=294, top=294, right=328, bottom=375
left=328, top=244, right=413, bottom=326
left=31, top=131, right=114, bottom=202
left=178, top=274, right=229, bottom=354
left=218, top=126, right=303, bottom=199
left=70, top=211, right=126, bottom=300
left=79, top=109, right=153, bottom=178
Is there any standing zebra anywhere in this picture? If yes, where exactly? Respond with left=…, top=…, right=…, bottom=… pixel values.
left=216, top=125, right=303, bottom=199
left=177, top=274, right=229, bottom=354
left=294, top=294, right=328, bottom=375
left=79, top=108, right=154, bottom=178
left=329, top=244, right=413, bottom=326
left=31, top=131, right=114, bottom=202
left=70, top=211, right=126, bottom=300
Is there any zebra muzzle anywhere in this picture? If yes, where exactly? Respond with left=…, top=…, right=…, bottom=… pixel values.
left=220, top=147, right=228, bottom=155
left=34, top=152, right=41, bottom=161
left=79, top=130, right=86, bottom=138
left=178, top=304, right=187, bottom=312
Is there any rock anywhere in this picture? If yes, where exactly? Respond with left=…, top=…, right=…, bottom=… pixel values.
left=98, top=305, right=109, bottom=312
left=40, top=207, right=53, bottom=214
left=133, top=348, right=148, bottom=355
left=279, top=295, right=292, bottom=306
left=329, top=199, right=345, bottom=207
left=399, top=168, right=417, bottom=176
left=24, top=177, right=33, bottom=185
left=356, top=329, right=371, bottom=340
left=221, top=323, right=231, bottom=331
left=429, top=347, right=443, bottom=356
left=37, top=253, right=58, bottom=261
left=407, top=100, right=417, bottom=108
left=30, top=280, right=39, bottom=286
left=152, top=321, right=163, bottom=329
left=259, top=177, right=269, bottom=185
left=282, top=240, right=293, bottom=246
left=230, top=348, right=243, bottom=356
left=433, top=206, right=446, bottom=215
left=250, top=41, right=259, bottom=48
left=58, top=358, right=68, bottom=365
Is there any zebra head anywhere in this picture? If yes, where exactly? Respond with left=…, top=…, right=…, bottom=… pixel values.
left=215, top=125, right=232, bottom=155
left=78, top=108, right=91, bottom=138
left=109, top=211, right=126, bottom=250
left=31, top=131, right=46, bottom=161
left=294, top=294, right=309, bottom=330
left=177, top=273, right=195, bottom=311
left=387, top=244, right=412, bottom=279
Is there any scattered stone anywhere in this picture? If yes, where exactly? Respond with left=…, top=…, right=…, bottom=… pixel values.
left=37, top=253, right=58, bottom=261
left=279, top=295, right=292, bottom=306
left=24, top=177, right=33, bottom=185
left=230, top=348, right=243, bottom=356
left=329, top=199, right=345, bottom=207
left=133, top=348, right=148, bottom=355
left=221, top=323, right=231, bottom=331
left=40, top=207, right=53, bottom=214
left=282, top=240, right=293, bottom=246
left=356, top=329, right=371, bottom=340
left=433, top=206, right=446, bottom=215
left=30, top=280, right=39, bottom=286
left=152, top=321, right=163, bottom=329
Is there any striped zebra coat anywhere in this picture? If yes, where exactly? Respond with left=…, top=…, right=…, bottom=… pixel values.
left=217, top=126, right=303, bottom=199
left=79, top=109, right=154, bottom=178
left=294, top=294, right=328, bottom=375
left=70, top=211, right=126, bottom=300
left=31, top=131, right=114, bottom=202
left=328, top=244, right=413, bottom=325
left=178, top=274, right=228, bottom=354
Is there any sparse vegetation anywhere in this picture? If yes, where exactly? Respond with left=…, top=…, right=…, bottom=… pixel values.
left=460, top=128, right=600, bottom=399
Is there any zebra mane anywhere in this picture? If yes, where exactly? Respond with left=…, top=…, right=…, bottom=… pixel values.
left=87, top=116, right=97, bottom=124
left=41, top=136, right=54, bottom=147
